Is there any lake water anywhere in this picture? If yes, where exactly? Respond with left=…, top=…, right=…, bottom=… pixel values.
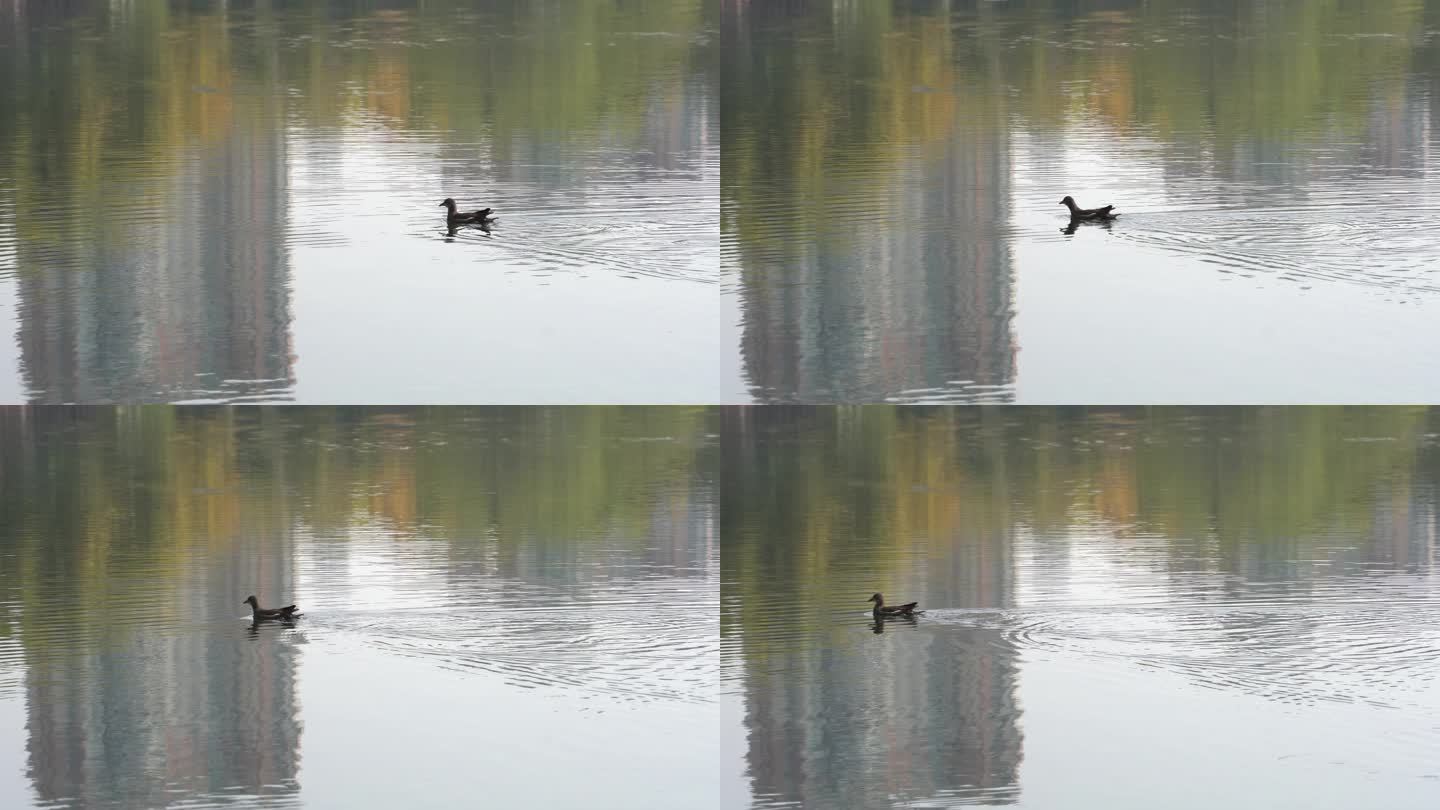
left=0, top=406, right=719, bottom=809
left=721, top=407, right=1440, bottom=809
left=0, top=1, right=718, bottom=404
left=721, top=1, right=1440, bottom=403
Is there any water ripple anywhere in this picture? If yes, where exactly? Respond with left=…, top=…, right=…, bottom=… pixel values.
left=315, top=598, right=716, bottom=705
left=1106, top=203, right=1440, bottom=295
left=914, top=587, right=1440, bottom=709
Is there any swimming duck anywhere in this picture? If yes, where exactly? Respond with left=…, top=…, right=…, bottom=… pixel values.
left=1059, top=195, right=1118, bottom=220
left=868, top=593, right=918, bottom=617
left=439, top=198, right=495, bottom=226
left=243, top=595, right=299, bottom=621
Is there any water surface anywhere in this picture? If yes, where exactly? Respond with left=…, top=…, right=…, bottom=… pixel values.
left=0, top=406, right=718, bottom=809
left=722, top=406, right=1440, bottom=809
left=0, top=0, right=718, bottom=403
left=722, top=1, right=1440, bottom=402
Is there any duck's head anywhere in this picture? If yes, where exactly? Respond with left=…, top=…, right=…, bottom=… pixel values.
left=243, top=595, right=258, bottom=607
left=867, top=593, right=882, bottom=604
left=439, top=198, right=457, bottom=210
left=1059, top=195, right=1075, bottom=206
left=478, top=207, right=492, bottom=218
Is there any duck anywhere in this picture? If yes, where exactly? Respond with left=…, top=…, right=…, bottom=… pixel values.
left=1059, top=195, right=1118, bottom=220
left=243, top=595, right=300, bottom=622
left=868, top=592, right=918, bottom=617
left=439, top=198, right=496, bottom=226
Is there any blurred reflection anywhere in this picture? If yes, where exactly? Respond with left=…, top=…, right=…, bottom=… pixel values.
left=869, top=613, right=917, bottom=634
left=723, top=1, right=1440, bottom=403
left=0, top=405, right=717, bottom=808
left=11, top=419, right=303, bottom=807
left=0, top=0, right=715, bottom=403
left=722, top=406, right=1440, bottom=808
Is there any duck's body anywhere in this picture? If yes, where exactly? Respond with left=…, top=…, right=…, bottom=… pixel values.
left=1060, top=195, right=1118, bottom=220
left=868, top=592, right=918, bottom=617
left=244, top=595, right=299, bottom=622
left=439, top=198, right=496, bottom=226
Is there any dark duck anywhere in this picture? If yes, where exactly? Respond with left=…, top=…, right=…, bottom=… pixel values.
left=868, top=592, right=919, bottom=618
left=244, top=595, right=300, bottom=622
left=1059, top=195, right=1118, bottom=221
left=439, top=198, right=495, bottom=226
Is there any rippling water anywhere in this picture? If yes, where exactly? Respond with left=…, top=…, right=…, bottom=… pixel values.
left=0, top=407, right=718, bottom=809
left=0, top=1, right=718, bottom=403
left=721, top=407, right=1440, bottom=809
left=722, top=1, right=1440, bottom=403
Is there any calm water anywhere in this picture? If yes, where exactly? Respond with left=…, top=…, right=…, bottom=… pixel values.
left=0, top=1, right=718, bottom=404
left=0, top=407, right=719, bottom=809
left=721, top=407, right=1440, bottom=809
left=721, top=1, right=1440, bottom=403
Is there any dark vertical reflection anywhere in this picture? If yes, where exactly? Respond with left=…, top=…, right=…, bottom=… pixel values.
left=723, top=2, right=1015, bottom=403
left=0, top=408, right=301, bottom=807
left=722, top=407, right=1025, bottom=807
left=1, top=3, right=293, bottom=403
left=13, top=122, right=293, bottom=404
